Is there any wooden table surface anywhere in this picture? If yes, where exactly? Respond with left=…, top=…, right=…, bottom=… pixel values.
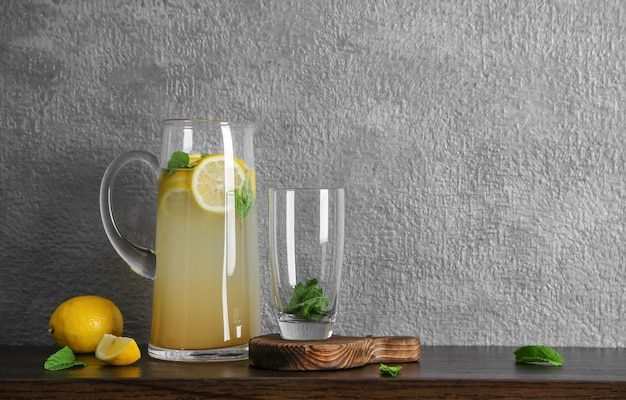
left=1, top=345, right=625, bottom=399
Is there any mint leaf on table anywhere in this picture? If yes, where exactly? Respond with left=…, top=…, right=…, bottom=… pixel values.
left=514, top=345, right=563, bottom=366
left=283, top=278, right=329, bottom=320
left=379, top=363, right=402, bottom=377
left=44, top=346, right=87, bottom=371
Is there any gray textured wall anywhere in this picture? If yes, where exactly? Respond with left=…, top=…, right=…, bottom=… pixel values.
left=2, top=0, right=626, bottom=347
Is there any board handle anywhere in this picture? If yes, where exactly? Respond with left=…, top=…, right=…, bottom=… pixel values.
left=367, top=336, right=421, bottom=363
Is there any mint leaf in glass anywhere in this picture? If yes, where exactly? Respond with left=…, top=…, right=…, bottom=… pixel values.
left=44, top=346, right=87, bottom=371
left=514, top=345, right=563, bottom=366
left=283, top=278, right=329, bottom=320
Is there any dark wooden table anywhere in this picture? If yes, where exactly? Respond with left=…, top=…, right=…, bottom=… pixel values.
left=1, top=345, right=625, bottom=399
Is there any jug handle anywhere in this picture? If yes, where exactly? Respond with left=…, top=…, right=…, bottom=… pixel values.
left=99, top=150, right=159, bottom=280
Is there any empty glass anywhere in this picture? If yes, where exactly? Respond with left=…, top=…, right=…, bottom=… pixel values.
left=268, top=188, right=345, bottom=340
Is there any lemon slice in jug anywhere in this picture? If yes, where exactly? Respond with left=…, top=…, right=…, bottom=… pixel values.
left=190, top=154, right=247, bottom=213
left=158, top=168, right=193, bottom=215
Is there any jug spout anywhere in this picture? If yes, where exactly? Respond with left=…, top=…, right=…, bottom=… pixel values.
left=99, top=150, right=159, bottom=280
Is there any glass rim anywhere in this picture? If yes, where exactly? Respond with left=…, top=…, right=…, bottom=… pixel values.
left=268, top=187, right=345, bottom=192
left=161, top=118, right=258, bottom=128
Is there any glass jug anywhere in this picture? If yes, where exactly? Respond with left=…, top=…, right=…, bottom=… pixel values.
left=99, top=119, right=260, bottom=361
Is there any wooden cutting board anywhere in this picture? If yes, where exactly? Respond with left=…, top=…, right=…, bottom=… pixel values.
left=248, top=334, right=420, bottom=371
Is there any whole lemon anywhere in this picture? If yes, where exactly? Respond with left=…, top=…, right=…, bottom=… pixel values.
left=48, top=295, right=124, bottom=353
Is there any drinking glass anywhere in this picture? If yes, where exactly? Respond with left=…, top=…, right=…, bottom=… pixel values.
left=268, top=188, right=345, bottom=340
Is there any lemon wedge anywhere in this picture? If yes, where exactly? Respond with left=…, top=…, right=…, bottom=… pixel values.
left=190, top=154, right=247, bottom=212
left=95, top=334, right=141, bottom=366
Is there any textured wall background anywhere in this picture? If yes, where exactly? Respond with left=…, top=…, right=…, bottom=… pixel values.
left=2, top=0, right=626, bottom=347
